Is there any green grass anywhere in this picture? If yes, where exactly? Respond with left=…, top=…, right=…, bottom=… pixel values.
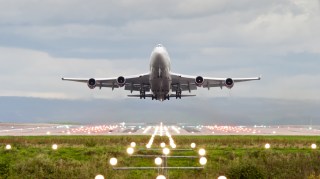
left=1, top=135, right=320, bottom=179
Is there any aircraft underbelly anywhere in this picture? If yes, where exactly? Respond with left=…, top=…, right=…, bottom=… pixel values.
left=150, top=60, right=171, bottom=100
left=151, top=78, right=170, bottom=98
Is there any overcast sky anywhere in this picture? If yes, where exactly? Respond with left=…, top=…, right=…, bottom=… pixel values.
left=0, top=1, right=319, bottom=124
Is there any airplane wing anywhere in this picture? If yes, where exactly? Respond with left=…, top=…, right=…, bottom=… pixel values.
left=62, top=73, right=150, bottom=92
left=170, top=72, right=261, bottom=92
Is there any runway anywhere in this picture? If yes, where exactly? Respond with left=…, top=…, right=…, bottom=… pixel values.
left=0, top=123, right=319, bottom=136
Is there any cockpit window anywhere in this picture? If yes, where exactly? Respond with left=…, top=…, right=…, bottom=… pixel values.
left=156, top=44, right=163, bottom=47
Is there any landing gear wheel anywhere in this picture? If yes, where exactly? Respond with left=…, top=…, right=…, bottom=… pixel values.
left=176, top=90, right=182, bottom=99
left=140, top=90, right=146, bottom=99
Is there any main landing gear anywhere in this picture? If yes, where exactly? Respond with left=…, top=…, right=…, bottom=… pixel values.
left=176, top=90, right=182, bottom=99
left=140, top=90, right=146, bottom=99
left=152, top=95, right=157, bottom=100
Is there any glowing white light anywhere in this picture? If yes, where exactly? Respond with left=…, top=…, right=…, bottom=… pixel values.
left=311, top=144, right=317, bottom=149
left=160, top=142, right=166, bottom=148
left=5, top=144, right=11, bottom=150
left=171, top=126, right=180, bottom=134
left=159, top=123, right=163, bottom=136
left=217, top=176, right=227, bottom=179
left=199, top=157, right=207, bottom=165
left=130, top=142, right=136, bottom=148
left=109, top=158, right=117, bottom=166
left=163, top=148, right=170, bottom=155
left=95, top=174, right=105, bottom=179
left=52, top=144, right=58, bottom=150
left=146, top=127, right=159, bottom=148
left=155, top=157, right=163, bottom=165
left=143, top=126, right=151, bottom=133
left=46, top=131, right=51, bottom=135
left=156, top=175, right=166, bottom=179
left=265, top=143, right=270, bottom=149
left=198, top=148, right=206, bottom=156
left=171, top=144, right=176, bottom=149
left=191, top=143, right=196, bottom=149
left=127, top=147, right=134, bottom=155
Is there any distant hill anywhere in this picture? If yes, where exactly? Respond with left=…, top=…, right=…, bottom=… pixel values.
left=0, top=96, right=318, bottom=125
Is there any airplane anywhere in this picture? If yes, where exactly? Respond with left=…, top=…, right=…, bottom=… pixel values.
left=62, top=44, right=261, bottom=101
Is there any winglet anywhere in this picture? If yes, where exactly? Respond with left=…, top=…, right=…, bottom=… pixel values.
left=61, top=78, right=65, bottom=80
left=259, top=74, right=262, bottom=80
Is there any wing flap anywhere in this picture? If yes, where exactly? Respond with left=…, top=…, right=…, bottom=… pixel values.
left=62, top=73, right=150, bottom=90
left=170, top=72, right=261, bottom=91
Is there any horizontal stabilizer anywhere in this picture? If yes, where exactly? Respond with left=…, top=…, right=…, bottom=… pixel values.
left=127, top=94, right=196, bottom=98
left=170, top=94, right=196, bottom=97
left=127, top=94, right=153, bottom=98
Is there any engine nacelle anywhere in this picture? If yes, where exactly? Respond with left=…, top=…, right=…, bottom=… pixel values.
left=195, top=76, right=204, bottom=87
left=225, top=78, right=234, bottom=89
left=87, top=78, right=96, bottom=89
left=117, top=76, right=126, bottom=87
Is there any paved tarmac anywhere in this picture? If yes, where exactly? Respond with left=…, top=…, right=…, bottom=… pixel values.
left=0, top=123, right=319, bottom=136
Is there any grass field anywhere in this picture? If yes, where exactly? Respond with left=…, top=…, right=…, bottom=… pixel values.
left=1, top=135, right=320, bottom=179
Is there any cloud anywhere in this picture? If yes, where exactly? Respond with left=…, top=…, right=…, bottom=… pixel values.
left=0, top=46, right=319, bottom=101
left=0, top=0, right=319, bottom=102
left=0, top=0, right=319, bottom=60
left=0, top=47, right=147, bottom=99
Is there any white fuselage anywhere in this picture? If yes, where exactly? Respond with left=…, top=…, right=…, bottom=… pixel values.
left=149, top=44, right=172, bottom=101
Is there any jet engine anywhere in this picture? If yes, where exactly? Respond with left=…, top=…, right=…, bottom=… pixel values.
left=117, top=76, right=126, bottom=87
left=195, top=76, right=204, bottom=87
left=87, top=78, right=96, bottom=89
left=225, top=78, right=234, bottom=89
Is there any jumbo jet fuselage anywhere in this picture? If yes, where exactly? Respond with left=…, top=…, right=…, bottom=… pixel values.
left=149, top=44, right=172, bottom=101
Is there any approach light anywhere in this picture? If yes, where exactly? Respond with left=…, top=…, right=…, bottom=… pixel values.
left=5, top=144, right=11, bottom=150
left=311, top=144, right=317, bottom=149
left=52, top=144, right=58, bottom=150
left=163, top=148, right=170, bottom=155
left=127, top=147, right=134, bottom=155
left=154, top=157, right=163, bottom=166
left=156, top=175, right=166, bottom=179
left=217, top=176, right=227, bottom=179
left=191, top=143, right=196, bottom=149
left=160, top=142, right=166, bottom=148
left=95, top=174, right=105, bottom=179
left=109, top=158, right=117, bottom=166
left=46, top=131, right=51, bottom=135
left=130, top=142, right=136, bottom=148
left=171, top=144, right=176, bottom=149
left=199, top=157, right=207, bottom=165
left=146, top=144, right=151, bottom=149
left=265, top=143, right=270, bottom=149
left=198, top=148, right=206, bottom=156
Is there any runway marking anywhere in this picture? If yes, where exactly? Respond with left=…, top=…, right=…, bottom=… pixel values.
left=146, top=123, right=177, bottom=149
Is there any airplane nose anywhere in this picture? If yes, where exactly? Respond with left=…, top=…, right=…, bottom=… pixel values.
left=155, top=53, right=162, bottom=61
